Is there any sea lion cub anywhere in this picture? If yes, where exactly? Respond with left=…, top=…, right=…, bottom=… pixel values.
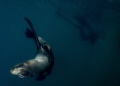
left=10, top=18, right=54, bottom=81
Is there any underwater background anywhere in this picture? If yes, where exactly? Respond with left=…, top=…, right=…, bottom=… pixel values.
left=0, top=0, right=120, bottom=86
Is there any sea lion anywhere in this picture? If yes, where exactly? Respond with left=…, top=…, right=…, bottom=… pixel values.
left=10, top=18, right=54, bottom=81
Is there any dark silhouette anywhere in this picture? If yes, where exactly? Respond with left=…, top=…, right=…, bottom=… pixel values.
left=74, top=16, right=99, bottom=44
left=56, top=11, right=99, bottom=44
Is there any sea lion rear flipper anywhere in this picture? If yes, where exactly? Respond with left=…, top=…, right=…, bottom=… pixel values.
left=24, top=17, right=41, bottom=50
left=25, top=28, right=34, bottom=38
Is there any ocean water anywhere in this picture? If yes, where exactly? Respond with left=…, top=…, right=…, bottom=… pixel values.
left=0, top=0, right=120, bottom=86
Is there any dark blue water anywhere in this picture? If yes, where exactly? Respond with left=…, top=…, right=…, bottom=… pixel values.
left=0, top=0, right=120, bottom=86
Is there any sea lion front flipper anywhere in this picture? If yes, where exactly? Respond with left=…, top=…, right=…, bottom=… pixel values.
left=35, top=74, right=46, bottom=81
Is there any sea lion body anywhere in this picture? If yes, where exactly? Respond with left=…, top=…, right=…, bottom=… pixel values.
left=10, top=18, right=54, bottom=81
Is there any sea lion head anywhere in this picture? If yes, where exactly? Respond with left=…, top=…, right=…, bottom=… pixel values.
left=10, top=63, right=33, bottom=78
